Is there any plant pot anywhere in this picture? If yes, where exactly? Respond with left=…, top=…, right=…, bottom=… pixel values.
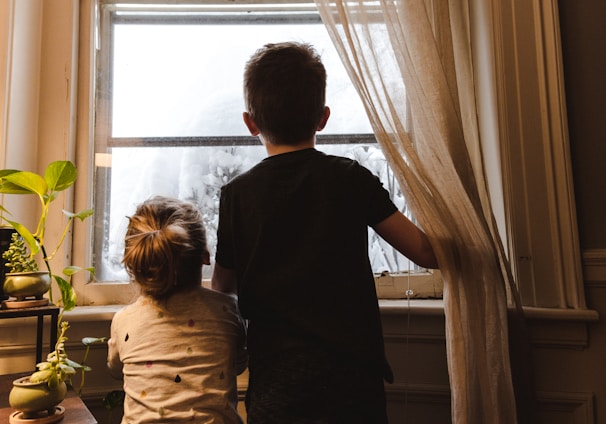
left=9, top=376, right=67, bottom=419
left=3, top=271, right=51, bottom=301
left=0, top=227, right=17, bottom=301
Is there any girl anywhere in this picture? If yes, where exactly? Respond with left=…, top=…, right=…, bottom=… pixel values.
left=108, top=196, right=247, bottom=423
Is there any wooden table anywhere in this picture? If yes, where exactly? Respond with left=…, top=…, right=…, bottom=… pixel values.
left=0, top=373, right=97, bottom=423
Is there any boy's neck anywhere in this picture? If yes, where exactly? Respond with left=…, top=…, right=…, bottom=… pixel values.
left=264, top=139, right=315, bottom=156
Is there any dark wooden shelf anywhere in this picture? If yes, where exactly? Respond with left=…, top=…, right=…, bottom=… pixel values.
left=0, top=304, right=60, bottom=365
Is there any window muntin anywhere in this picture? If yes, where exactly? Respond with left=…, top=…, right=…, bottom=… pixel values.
left=94, top=2, right=420, bottom=282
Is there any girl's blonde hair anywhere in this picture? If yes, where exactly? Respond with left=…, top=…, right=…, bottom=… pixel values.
left=122, top=196, right=208, bottom=300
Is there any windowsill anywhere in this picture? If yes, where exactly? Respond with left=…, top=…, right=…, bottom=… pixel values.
left=379, top=298, right=599, bottom=321
left=49, top=299, right=599, bottom=322
left=379, top=299, right=445, bottom=315
left=61, top=305, right=125, bottom=322
left=379, top=299, right=599, bottom=349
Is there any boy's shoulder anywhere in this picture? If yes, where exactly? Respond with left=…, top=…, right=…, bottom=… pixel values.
left=226, top=149, right=364, bottom=186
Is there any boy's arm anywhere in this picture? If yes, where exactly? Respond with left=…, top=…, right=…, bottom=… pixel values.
left=211, top=262, right=238, bottom=294
left=373, top=211, right=439, bottom=269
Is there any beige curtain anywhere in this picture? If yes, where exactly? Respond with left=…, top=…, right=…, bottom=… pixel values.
left=314, top=0, right=524, bottom=422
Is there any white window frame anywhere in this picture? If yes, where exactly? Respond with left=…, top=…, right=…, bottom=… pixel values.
left=477, top=0, right=590, bottom=314
left=1, top=0, right=594, bottom=317
left=91, top=2, right=423, bottom=287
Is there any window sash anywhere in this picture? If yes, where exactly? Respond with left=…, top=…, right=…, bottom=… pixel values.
left=93, top=1, right=426, bottom=286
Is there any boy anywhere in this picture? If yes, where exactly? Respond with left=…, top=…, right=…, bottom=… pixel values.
left=212, top=42, right=437, bottom=423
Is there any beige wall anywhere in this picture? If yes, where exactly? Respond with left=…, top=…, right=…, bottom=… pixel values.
left=525, top=1, right=606, bottom=423
left=559, top=0, right=606, bottom=250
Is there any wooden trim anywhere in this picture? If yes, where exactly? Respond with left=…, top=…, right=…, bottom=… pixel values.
left=536, top=391, right=595, bottom=424
left=489, top=0, right=584, bottom=309
left=583, top=249, right=606, bottom=285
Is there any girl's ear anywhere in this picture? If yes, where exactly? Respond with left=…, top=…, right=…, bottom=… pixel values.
left=317, top=106, right=331, bottom=131
left=243, top=112, right=260, bottom=136
left=202, top=250, right=211, bottom=266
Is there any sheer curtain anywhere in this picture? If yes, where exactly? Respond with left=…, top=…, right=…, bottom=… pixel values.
left=314, top=0, right=524, bottom=422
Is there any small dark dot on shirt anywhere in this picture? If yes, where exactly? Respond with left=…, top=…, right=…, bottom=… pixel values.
left=175, top=375, right=182, bottom=383
left=125, top=333, right=129, bottom=342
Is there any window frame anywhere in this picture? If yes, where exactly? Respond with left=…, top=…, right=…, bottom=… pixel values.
left=15, top=0, right=586, bottom=313
left=481, top=0, right=588, bottom=310
left=91, top=2, right=428, bottom=290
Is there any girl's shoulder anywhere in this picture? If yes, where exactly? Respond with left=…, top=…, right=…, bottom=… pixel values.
left=169, top=286, right=239, bottom=312
left=197, top=286, right=239, bottom=306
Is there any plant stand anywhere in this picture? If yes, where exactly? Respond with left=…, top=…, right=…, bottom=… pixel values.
left=0, top=305, right=59, bottom=365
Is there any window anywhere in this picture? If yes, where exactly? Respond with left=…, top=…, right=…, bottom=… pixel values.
left=93, top=1, right=428, bottom=286
left=1, top=0, right=587, bottom=311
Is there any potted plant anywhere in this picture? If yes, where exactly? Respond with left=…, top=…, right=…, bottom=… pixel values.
left=0, top=161, right=99, bottom=418
left=8, top=321, right=80, bottom=419
left=1, top=232, right=52, bottom=306
left=0, top=160, right=94, bottom=312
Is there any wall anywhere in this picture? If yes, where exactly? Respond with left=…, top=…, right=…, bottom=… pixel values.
left=530, top=1, right=606, bottom=423
left=559, top=0, right=606, bottom=249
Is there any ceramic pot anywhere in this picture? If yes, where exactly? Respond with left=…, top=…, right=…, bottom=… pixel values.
left=3, top=271, right=51, bottom=300
left=9, top=376, right=67, bottom=418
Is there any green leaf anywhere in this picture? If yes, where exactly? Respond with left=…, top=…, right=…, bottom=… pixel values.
left=82, top=337, right=107, bottom=346
left=62, top=265, right=95, bottom=277
left=1, top=171, right=47, bottom=197
left=30, top=369, right=53, bottom=383
left=45, top=161, right=77, bottom=192
left=63, top=208, right=94, bottom=221
left=0, top=181, right=34, bottom=195
left=35, top=362, right=52, bottom=371
left=53, top=275, right=77, bottom=311
left=47, top=373, right=59, bottom=388
left=63, top=357, right=84, bottom=369
left=58, top=364, right=76, bottom=375
left=0, top=170, right=36, bottom=195
left=0, top=169, right=19, bottom=178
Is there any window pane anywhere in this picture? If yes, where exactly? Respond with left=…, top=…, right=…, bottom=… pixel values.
left=95, top=4, right=415, bottom=281
left=101, top=144, right=413, bottom=281
left=111, top=16, right=372, bottom=137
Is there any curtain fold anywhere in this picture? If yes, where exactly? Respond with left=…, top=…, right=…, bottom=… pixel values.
left=314, top=0, right=525, bottom=422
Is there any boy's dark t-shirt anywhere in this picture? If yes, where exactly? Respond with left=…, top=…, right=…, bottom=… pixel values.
left=215, top=148, right=397, bottom=381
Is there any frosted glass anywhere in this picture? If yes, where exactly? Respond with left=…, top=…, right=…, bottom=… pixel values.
left=112, top=22, right=372, bottom=137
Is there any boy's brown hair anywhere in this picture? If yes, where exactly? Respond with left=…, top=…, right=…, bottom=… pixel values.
left=243, top=42, right=327, bottom=145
